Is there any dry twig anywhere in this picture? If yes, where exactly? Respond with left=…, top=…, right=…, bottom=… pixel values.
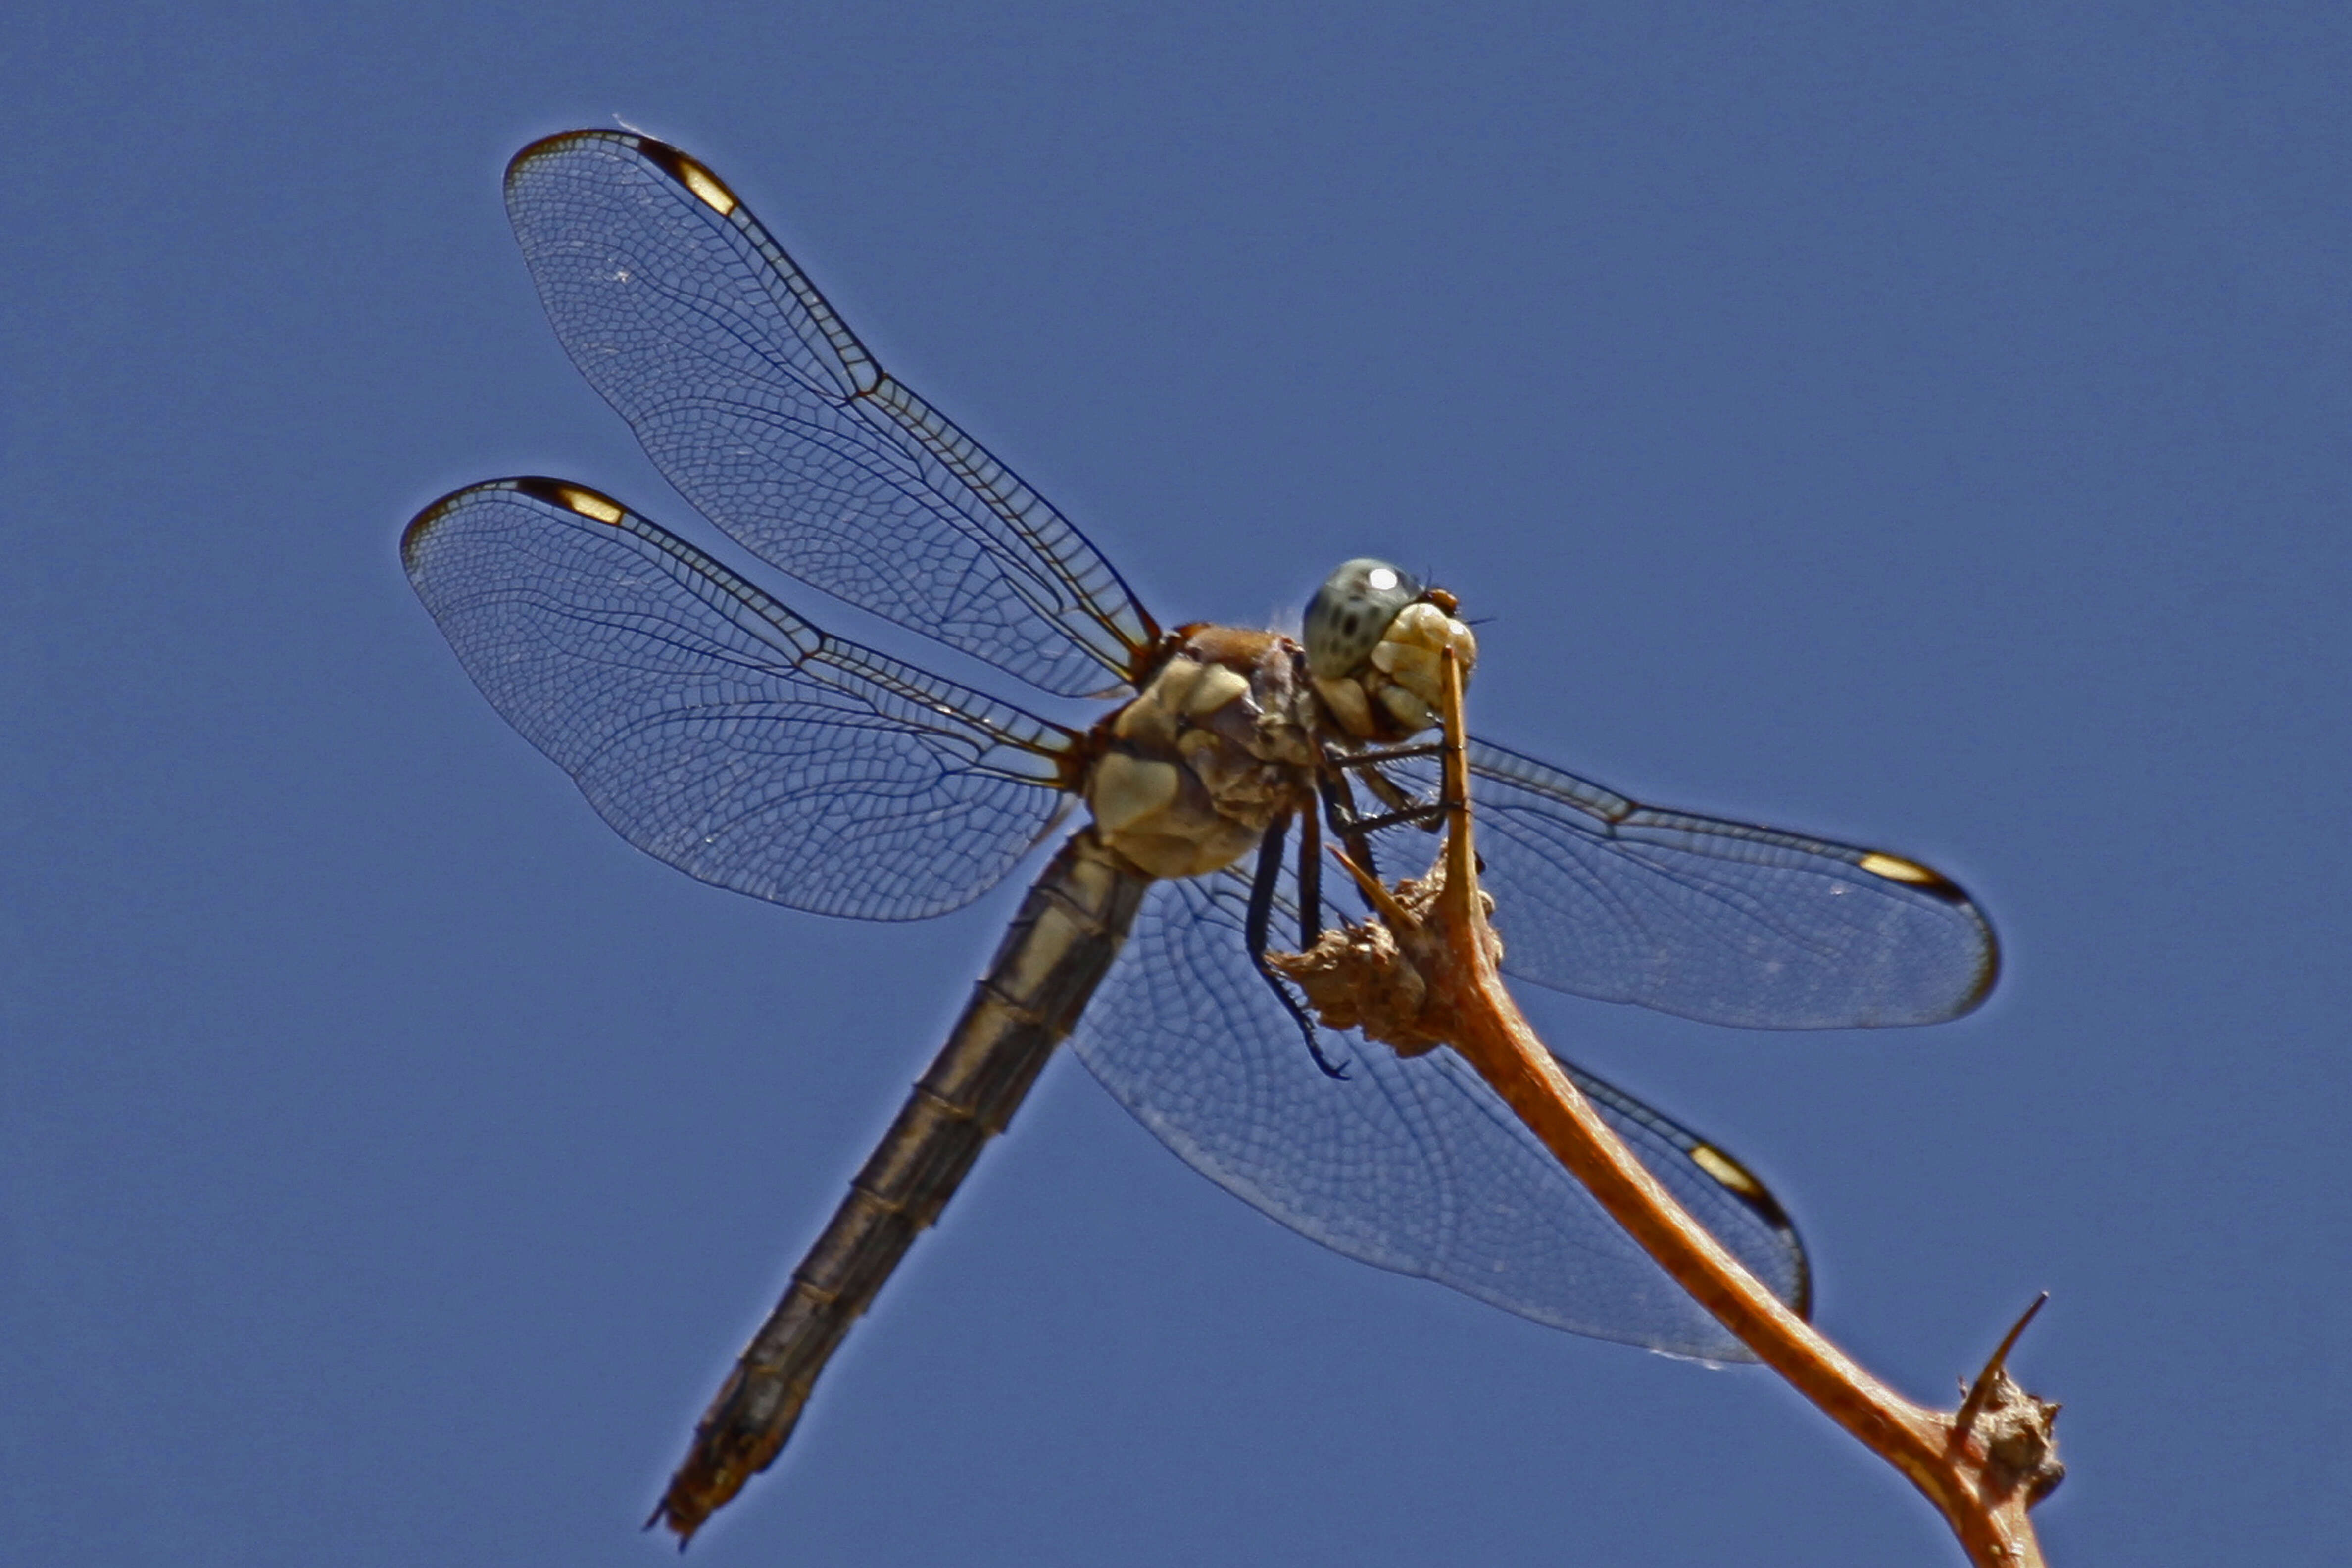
left=1273, top=650, right=2062, bottom=1567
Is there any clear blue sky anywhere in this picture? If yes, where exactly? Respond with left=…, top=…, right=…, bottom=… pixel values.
left=4, top=5, right=2345, bottom=1565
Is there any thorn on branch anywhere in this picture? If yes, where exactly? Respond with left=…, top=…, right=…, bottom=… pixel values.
left=1954, top=1293, right=2066, bottom=1506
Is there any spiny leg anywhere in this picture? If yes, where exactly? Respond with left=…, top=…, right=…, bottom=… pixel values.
left=1318, top=769, right=1377, bottom=880
left=1329, top=740, right=1444, bottom=769
left=1320, top=756, right=1447, bottom=843
left=1295, top=804, right=1323, bottom=950
left=1244, top=812, right=1350, bottom=1080
left=1337, top=800, right=1449, bottom=835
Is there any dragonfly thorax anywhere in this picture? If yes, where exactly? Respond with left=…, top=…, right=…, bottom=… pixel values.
left=1087, top=627, right=1321, bottom=880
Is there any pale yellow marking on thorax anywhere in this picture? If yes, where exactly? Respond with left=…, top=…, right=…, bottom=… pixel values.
left=1181, top=662, right=1251, bottom=717
left=1088, top=751, right=1181, bottom=834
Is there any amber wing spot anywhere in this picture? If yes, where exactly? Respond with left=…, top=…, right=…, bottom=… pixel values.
left=1856, top=851, right=1933, bottom=884
left=517, top=477, right=626, bottom=524
left=637, top=139, right=740, bottom=215
left=1687, top=1142, right=1764, bottom=1199
left=1857, top=848, right=1979, bottom=907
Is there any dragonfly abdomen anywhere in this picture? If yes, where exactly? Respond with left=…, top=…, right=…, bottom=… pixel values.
left=651, top=830, right=1151, bottom=1540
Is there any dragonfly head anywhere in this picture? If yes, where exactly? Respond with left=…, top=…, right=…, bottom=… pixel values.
left=1302, top=558, right=1478, bottom=740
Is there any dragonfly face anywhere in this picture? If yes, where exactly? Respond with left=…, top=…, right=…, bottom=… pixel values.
left=403, top=130, right=1999, bottom=1539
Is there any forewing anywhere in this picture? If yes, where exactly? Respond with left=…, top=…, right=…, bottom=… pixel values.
left=500, top=131, right=1157, bottom=698
left=1362, top=739, right=1998, bottom=1029
left=401, top=478, right=1073, bottom=921
left=1070, top=872, right=1808, bottom=1360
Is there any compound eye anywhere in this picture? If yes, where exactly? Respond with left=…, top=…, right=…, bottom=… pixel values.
left=1302, top=557, right=1422, bottom=678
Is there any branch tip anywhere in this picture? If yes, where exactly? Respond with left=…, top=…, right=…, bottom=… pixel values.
left=1959, top=1292, right=2051, bottom=1431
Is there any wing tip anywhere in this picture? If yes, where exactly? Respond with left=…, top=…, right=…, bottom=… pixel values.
left=506, top=128, right=606, bottom=185
left=399, top=482, right=486, bottom=570
left=401, top=477, right=633, bottom=571
left=506, top=127, right=670, bottom=184
left=1684, top=1140, right=1813, bottom=1321
left=1854, top=850, right=2003, bottom=1021
left=504, top=128, right=737, bottom=217
left=1951, top=922, right=2003, bottom=1020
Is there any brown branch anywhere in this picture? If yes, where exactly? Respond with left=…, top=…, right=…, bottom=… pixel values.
left=1285, top=649, right=2062, bottom=1567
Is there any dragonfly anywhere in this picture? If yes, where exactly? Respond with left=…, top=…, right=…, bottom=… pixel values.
left=401, top=131, right=1999, bottom=1542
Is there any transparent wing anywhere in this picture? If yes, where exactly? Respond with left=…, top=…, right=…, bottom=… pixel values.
left=500, top=130, right=1159, bottom=699
left=1355, top=738, right=1998, bottom=1029
left=401, top=477, right=1076, bottom=921
left=1071, top=871, right=1808, bottom=1360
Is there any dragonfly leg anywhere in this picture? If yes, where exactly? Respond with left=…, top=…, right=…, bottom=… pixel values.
left=1296, top=805, right=1323, bottom=950
left=1353, top=753, right=1441, bottom=829
left=1340, top=801, right=1449, bottom=835
left=1319, top=761, right=1447, bottom=841
left=1328, top=740, right=1445, bottom=768
left=1318, top=771, right=1378, bottom=880
left=1245, top=813, right=1350, bottom=1080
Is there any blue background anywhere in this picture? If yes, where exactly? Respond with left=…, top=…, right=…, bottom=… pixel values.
left=5, top=5, right=2344, bottom=1564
